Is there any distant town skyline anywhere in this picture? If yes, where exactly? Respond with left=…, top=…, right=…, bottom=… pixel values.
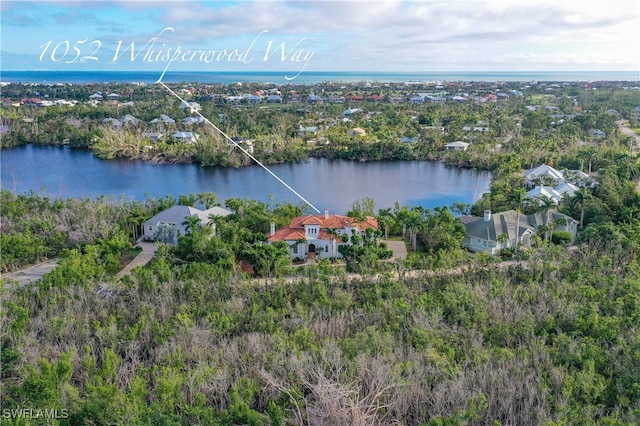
left=1, top=0, right=638, bottom=75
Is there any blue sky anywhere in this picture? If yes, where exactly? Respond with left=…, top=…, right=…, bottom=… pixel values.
left=1, top=0, right=638, bottom=73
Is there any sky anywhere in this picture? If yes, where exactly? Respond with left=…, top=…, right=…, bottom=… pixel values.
left=1, top=0, right=639, bottom=74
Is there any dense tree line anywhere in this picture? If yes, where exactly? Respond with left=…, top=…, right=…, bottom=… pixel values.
left=1, top=220, right=639, bottom=424
left=3, top=81, right=639, bottom=171
left=2, top=78, right=640, bottom=424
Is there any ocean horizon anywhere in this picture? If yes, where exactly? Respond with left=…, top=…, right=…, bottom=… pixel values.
left=1, top=70, right=639, bottom=85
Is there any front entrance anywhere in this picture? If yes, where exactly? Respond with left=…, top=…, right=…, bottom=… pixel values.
left=308, top=243, right=316, bottom=260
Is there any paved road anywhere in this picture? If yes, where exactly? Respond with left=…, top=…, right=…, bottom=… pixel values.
left=617, top=120, right=640, bottom=154
left=116, top=242, right=158, bottom=278
left=2, top=259, right=59, bottom=287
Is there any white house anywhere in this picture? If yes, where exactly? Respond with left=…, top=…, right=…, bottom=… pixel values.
left=524, top=164, right=592, bottom=188
left=267, top=209, right=378, bottom=260
left=143, top=205, right=232, bottom=245
left=523, top=164, right=566, bottom=187
left=445, top=141, right=470, bottom=151
left=526, top=186, right=562, bottom=205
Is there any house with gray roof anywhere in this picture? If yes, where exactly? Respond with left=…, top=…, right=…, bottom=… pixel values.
left=121, top=114, right=141, bottom=126
left=463, top=210, right=577, bottom=254
left=143, top=205, right=233, bottom=245
left=445, top=141, right=470, bottom=151
left=171, top=131, right=199, bottom=144
left=150, top=115, right=176, bottom=125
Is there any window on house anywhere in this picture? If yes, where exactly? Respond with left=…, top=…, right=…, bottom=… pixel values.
left=149, top=226, right=152, bottom=231
left=292, top=245, right=298, bottom=254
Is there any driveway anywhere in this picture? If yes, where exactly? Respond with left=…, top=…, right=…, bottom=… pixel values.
left=116, top=242, right=158, bottom=278
left=2, top=259, right=59, bottom=287
left=384, top=239, right=408, bottom=260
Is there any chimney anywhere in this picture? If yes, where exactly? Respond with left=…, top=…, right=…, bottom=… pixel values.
left=324, top=208, right=329, bottom=219
left=483, top=210, right=492, bottom=222
left=270, top=222, right=275, bottom=236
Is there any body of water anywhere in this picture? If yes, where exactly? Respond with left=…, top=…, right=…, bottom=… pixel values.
left=1, top=70, right=638, bottom=85
left=1, top=145, right=491, bottom=213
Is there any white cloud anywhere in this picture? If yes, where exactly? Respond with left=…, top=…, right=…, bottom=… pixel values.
left=2, top=0, right=638, bottom=71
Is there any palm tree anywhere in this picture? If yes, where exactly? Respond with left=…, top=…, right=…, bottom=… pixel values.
left=182, top=215, right=202, bottom=235
left=376, top=208, right=394, bottom=240
left=509, top=188, right=527, bottom=252
left=579, top=147, right=598, bottom=175
left=404, top=209, right=424, bottom=252
left=572, top=188, right=592, bottom=229
left=537, top=196, right=556, bottom=216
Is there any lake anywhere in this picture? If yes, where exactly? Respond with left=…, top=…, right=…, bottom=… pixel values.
left=1, top=145, right=491, bottom=213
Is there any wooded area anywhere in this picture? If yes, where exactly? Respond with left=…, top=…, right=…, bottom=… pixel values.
left=1, top=78, right=640, bottom=425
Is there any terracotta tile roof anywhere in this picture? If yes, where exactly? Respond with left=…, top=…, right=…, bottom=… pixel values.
left=267, top=214, right=378, bottom=242
left=269, top=228, right=306, bottom=241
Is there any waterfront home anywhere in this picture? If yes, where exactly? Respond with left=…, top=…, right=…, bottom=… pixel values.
left=526, top=181, right=579, bottom=205
left=463, top=210, right=577, bottom=255
left=143, top=132, right=163, bottom=142
left=267, top=209, right=378, bottom=260
left=299, top=126, right=319, bottom=137
left=445, top=141, right=470, bottom=151
left=524, top=164, right=591, bottom=188
left=143, top=205, right=233, bottom=245
left=171, top=132, right=199, bottom=144
left=526, top=186, right=562, bottom=205
left=523, top=164, right=565, bottom=187
left=102, top=118, right=122, bottom=130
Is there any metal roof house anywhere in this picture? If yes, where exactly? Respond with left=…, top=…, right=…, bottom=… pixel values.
left=463, top=210, right=577, bottom=255
left=143, top=205, right=232, bottom=245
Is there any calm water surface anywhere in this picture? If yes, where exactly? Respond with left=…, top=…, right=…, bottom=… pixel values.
left=1, top=145, right=491, bottom=213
